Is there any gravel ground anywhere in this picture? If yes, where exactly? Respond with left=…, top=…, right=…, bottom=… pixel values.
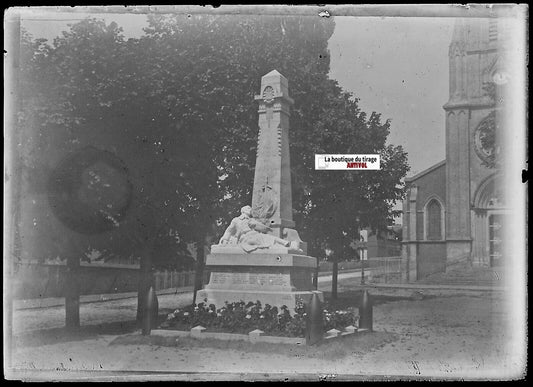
left=8, top=287, right=526, bottom=381
left=12, top=291, right=193, bottom=335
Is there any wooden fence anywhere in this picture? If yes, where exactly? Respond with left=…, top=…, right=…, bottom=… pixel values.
left=366, top=256, right=404, bottom=284
left=13, top=262, right=211, bottom=300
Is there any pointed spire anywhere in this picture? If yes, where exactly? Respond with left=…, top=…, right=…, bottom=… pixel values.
left=451, top=19, right=466, bottom=43
left=263, top=69, right=282, bottom=77
left=449, top=19, right=467, bottom=57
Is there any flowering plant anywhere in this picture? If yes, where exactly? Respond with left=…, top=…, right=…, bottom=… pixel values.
left=322, top=307, right=358, bottom=331
left=160, top=298, right=358, bottom=338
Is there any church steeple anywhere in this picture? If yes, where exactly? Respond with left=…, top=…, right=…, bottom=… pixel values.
left=442, top=18, right=504, bottom=261
left=448, top=19, right=467, bottom=101
left=449, top=19, right=467, bottom=56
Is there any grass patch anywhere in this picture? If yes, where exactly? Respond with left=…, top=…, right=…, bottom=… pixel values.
left=109, top=330, right=399, bottom=360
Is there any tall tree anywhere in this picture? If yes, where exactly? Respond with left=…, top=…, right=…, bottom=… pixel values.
left=18, top=13, right=409, bottom=317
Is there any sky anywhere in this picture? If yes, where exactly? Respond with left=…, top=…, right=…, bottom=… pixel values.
left=19, top=8, right=456, bottom=218
left=329, top=17, right=454, bottom=176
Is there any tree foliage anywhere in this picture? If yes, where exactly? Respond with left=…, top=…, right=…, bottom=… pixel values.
left=17, top=13, right=409, bottom=268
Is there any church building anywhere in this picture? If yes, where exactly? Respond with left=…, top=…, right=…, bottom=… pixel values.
left=402, top=18, right=511, bottom=281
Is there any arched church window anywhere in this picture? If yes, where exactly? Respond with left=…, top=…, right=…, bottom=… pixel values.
left=426, top=199, right=442, bottom=240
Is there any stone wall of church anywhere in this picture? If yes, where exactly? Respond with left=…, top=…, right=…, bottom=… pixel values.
left=405, top=162, right=446, bottom=241
left=417, top=242, right=447, bottom=278
left=401, top=162, right=446, bottom=281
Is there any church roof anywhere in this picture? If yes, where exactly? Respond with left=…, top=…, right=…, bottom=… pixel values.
left=405, top=159, right=446, bottom=183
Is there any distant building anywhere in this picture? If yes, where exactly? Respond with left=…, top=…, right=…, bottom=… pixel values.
left=402, top=18, right=511, bottom=280
left=354, top=226, right=401, bottom=260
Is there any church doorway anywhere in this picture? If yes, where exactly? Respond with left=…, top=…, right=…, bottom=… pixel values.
left=472, top=173, right=508, bottom=267
left=488, top=213, right=508, bottom=267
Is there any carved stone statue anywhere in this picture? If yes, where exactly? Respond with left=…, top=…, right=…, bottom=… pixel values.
left=218, top=205, right=292, bottom=253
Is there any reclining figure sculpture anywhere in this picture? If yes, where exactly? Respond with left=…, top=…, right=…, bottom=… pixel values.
left=217, top=205, right=296, bottom=253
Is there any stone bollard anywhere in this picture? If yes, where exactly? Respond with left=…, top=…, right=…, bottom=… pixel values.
left=142, top=286, right=159, bottom=336
left=358, top=290, right=373, bottom=331
left=305, top=291, right=324, bottom=345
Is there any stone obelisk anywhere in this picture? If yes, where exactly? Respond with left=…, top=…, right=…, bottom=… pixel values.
left=252, top=70, right=305, bottom=252
left=198, top=70, right=320, bottom=310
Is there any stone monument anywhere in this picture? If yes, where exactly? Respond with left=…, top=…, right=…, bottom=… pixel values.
left=197, top=70, right=322, bottom=310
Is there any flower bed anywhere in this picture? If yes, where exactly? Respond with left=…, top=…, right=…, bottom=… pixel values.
left=159, top=299, right=358, bottom=338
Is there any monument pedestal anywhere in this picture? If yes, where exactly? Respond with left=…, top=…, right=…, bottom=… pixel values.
left=197, top=252, right=323, bottom=311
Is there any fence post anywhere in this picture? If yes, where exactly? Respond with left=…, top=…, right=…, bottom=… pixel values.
left=305, top=291, right=323, bottom=345
left=142, top=285, right=158, bottom=336
left=359, top=290, right=373, bottom=331
left=65, top=257, right=80, bottom=329
left=156, top=272, right=162, bottom=291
